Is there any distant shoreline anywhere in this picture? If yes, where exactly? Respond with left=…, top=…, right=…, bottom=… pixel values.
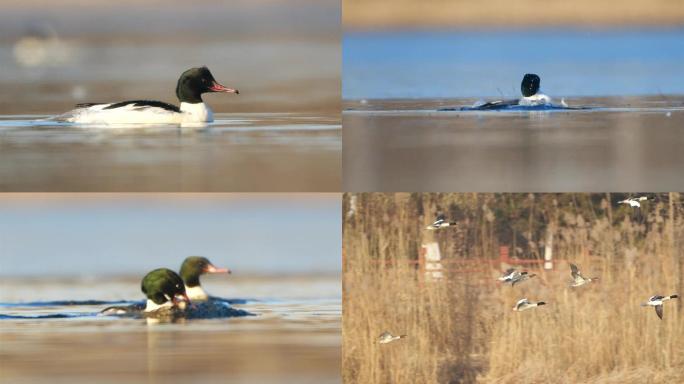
left=344, top=0, right=684, bottom=29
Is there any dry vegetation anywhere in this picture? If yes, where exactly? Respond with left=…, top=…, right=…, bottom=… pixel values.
left=343, top=193, right=684, bottom=383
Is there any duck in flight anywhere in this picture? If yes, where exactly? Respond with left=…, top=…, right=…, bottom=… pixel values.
left=426, top=213, right=456, bottom=230
left=569, top=263, right=599, bottom=287
left=513, top=298, right=546, bottom=312
left=377, top=331, right=407, bottom=344
left=54, top=66, right=239, bottom=125
left=498, top=268, right=536, bottom=287
left=618, top=196, right=650, bottom=208
left=641, top=294, right=678, bottom=320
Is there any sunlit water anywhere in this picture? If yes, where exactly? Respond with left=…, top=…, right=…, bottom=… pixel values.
left=0, top=275, right=341, bottom=383
left=343, top=97, right=684, bottom=191
left=0, top=113, right=341, bottom=191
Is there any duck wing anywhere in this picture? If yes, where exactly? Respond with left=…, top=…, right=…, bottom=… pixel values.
left=570, top=263, right=581, bottom=279
left=102, top=100, right=181, bottom=112
left=655, top=305, right=663, bottom=320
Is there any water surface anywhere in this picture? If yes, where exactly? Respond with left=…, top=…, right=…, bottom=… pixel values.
left=0, top=275, right=341, bottom=384
left=344, top=97, right=684, bottom=191
left=343, top=29, right=684, bottom=99
left=0, top=113, right=341, bottom=191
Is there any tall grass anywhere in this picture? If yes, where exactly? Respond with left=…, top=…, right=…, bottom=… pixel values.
left=343, top=193, right=683, bottom=383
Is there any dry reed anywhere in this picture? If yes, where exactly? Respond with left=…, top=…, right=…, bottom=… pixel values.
left=343, top=193, right=683, bottom=383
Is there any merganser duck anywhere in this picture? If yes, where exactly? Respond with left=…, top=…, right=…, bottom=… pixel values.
left=179, top=256, right=231, bottom=301
left=141, top=268, right=191, bottom=315
left=458, top=73, right=554, bottom=111
left=513, top=298, right=546, bottom=312
left=54, top=66, right=238, bottom=125
left=618, top=196, right=650, bottom=208
left=641, top=294, right=678, bottom=319
left=100, top=268, right=190, bottom=317
left=569, top=263, right=599, bottom=287
left=426, top=213, right=456, bottom=230
left=377, top=331, right=407, bottom=344
left=498, top=268, right=536, bottom=287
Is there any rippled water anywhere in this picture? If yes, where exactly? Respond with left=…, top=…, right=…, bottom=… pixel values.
left=0, top=113, right=341, bottom=191
left=343, top=97, right=684, bottom=191
left=0, top=275, right=341, bottom=383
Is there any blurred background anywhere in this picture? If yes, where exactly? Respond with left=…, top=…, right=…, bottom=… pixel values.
left=0, top=193, right=340, bottom=279
left=0, top=193, right=341, bottom=384
left=0, top=0, right=340, bottom=114
left=343, top=0, right=684, bottom=99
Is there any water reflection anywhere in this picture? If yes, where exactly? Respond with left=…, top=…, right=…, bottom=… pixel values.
left=343, top=97, right=684, bottom=191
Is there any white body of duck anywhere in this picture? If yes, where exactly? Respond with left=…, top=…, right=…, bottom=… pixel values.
left=513, top=298, right=546, bottom=312
left=641, top=294, right=678, bottom=319
left=54, top=67, right=238, bottom=125
left=378, top=331, right=407, bottom=344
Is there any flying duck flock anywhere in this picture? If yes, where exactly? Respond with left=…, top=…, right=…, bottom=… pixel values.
left=51, top=67, right=239, bottom=126
left=379, top=197, right=678, bottom=344
left=100, top=256, right=252, bottom=320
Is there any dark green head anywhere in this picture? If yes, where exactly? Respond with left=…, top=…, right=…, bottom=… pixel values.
left=521, top=73, right=540, bottom=97
left=179, top=256, right=231, bottom=288
left=175, top=66, right=239, bottom=104
left=141, top=268, right=189, bottom=305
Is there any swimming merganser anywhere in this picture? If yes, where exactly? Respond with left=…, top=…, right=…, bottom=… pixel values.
left=618, top=196, right=650, bottom=208
left=141, top=268, right=191, bottom=315
left=179, top=256, right=231, bottom=301
left=513, top=298, right=546, bottom=312
left=54, top=66, right=238, bottom=125
left=641, top=294, right=678, bottom=320
left=426, top=213, right=456, bottom=230
left=377, top=331, right=407, bottom=344
left=569, top=263, right=599, bottom=287
left=498, top=268, right=536, bottom=287
left=460, top=73, right=553, bottom=110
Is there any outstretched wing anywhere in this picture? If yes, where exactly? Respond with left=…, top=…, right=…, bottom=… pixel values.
left=570, top=263, right=580, bottom=279
left=655, top=305, right=663, bottom=320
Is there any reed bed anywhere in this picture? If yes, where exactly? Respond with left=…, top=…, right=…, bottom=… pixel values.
left=343, top=193, right=683, bottom=383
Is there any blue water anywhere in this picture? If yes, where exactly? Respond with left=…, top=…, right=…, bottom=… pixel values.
left=343, top=29, right=684, bottom=99
left=0, top=195, right=341, bottom=277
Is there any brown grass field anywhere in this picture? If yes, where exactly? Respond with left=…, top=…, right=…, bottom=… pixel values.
left=343, top=193, right=684, bottom=383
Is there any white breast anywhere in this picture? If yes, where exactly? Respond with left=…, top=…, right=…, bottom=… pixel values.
left=185, top=285, right=209, bottom=301
left=180, top=102, right=213, bottom=123
left=519, top=93, right=552, bottom=106
left=145, top=299, right=174, bottom=312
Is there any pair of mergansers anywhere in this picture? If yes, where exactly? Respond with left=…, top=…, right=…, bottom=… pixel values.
left=101, top=256, right=233, bottom=317
left=53, top=67, right=238, bottom=125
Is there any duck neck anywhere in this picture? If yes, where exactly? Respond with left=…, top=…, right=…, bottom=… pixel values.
left=185, top=285, right=209, bottom=301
